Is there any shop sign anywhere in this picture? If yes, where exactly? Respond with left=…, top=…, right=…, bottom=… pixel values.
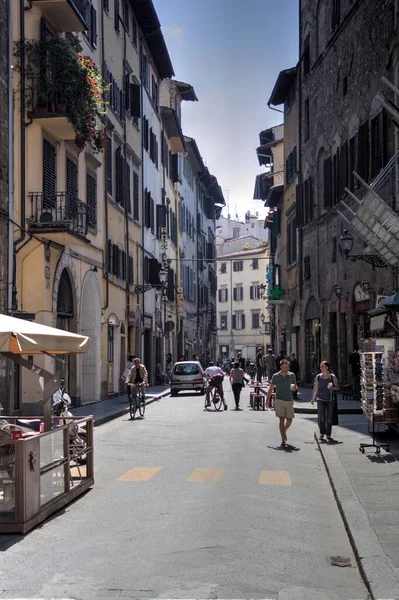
left=144, top=316, right=152, bottom=330
left=128, top=312, right=136, bottom=326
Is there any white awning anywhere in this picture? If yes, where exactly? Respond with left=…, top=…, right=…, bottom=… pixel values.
left=0, top=314, right=90, bottom=355
left=370, top=314, right=386, bottom=333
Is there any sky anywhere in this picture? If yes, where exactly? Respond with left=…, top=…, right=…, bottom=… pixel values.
left=153, top=0, right=299, bottom=221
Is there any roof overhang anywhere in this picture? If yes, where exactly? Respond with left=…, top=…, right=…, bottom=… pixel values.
left=265, top=184, right=284, bottom=208
left=161, top=107, right=186, bottom=154
left=130, top=0, right=174, bottom=79
left=256, top=144, right=274, bottom=167
left=253, top=174, right=272, bottom=201
left=208, top=174, right=225, bottom=206
left=185, top=136, right=206, bottom=174
left=268, top=67, right=297, bottom=106
left=173, top=80, right=198, bottom=102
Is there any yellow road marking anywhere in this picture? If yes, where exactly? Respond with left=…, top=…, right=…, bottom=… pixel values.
left=258, top=470, right=292, bottom=486
left=118, top=467, right=162, bottom=482
left=187, top=467, right=224, bottom=483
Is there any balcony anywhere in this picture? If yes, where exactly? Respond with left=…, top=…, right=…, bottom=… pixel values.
left=32, top=0, right=88, bottom=32
left=27, top=78, right=76, bottom=141
left=28, top=192, right=89, bottom=245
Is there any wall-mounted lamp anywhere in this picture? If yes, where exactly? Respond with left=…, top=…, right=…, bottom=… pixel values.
left=91, top=266, right=98, bottom=273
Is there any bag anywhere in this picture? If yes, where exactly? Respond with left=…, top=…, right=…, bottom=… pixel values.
left=121, top=368, right=130, bottom=382
left=211, top=375, right=224, bottom=385
left=330, top=375, right=339, bottom=426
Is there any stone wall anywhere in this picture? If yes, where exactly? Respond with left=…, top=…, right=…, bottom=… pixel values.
left=299, top=0, right=396, bottom=382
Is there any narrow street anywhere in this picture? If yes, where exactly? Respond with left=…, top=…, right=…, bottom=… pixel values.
left=1, top=387, right=368, bottom=600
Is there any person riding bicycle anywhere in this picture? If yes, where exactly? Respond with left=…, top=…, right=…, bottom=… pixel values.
left=204, top=362, right=227, bottom=410
left=127, top=357, right=148, bottom=401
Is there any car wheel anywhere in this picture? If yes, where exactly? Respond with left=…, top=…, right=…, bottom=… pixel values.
left=170, top=389, right=178, bottom=397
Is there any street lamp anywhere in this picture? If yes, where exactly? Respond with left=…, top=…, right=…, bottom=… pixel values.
left=334, top=285, right=343, bottom=300
left=360, top=280, right=371, bottom=294
left=260, top=312, right=265, bottom=324
left=339, top=229, right=388, bottom=268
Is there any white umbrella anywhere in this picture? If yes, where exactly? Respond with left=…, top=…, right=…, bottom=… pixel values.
left=0, top=314, right=89, bottom=355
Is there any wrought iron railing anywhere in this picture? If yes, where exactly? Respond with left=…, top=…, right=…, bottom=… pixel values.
left=26, top=77, right=70, bottom=116
left=28, top=192, right=89, bottom=237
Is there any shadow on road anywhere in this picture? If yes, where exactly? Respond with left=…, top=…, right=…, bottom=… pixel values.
left=266, top=444, right=300, bottom=453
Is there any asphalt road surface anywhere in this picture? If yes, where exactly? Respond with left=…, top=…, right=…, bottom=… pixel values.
left=0, top=386, right=369, bottom=600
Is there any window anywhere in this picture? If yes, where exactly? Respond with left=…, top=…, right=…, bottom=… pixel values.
left=332, top=150, right=340, bottom=206
left=304, top=255, right=311, bottom=280
left=220, top=263, right=227, bottom=273
left=232, top=313, right=245, bottom=330
left=339, top=141, right=348, bottom=198
left=233, top=286, right=243, bottom=302
left=249, top=285, right=259, bottom=300
left=343, top=75, right=348, bottom=96
left=252, top=259, right=258, bottom=269
left=128, top=255, right=134, bottom=285
left=43, top=138, right=56, bottom=207
left=304, top=99, right=310, bottom=141
left=132, top=16, right=138, bottom=47
left=86, top=171, right=97, bottom=229
left=107, top=325, right=114, bottom=362
left=332, top=236, right=337, bottom=263
left=233, top=260, right=243, bottom=272
left=304, top=176, right=313, bottom=224
left=370, top=111, right=386, bottom=179
left=87, top=4, right=97, bottom=48
left=143, top=117, right=149, bottom=152
left=218, top=288, right=228, bottom=303
left=287, top=212, right=297, bottom=266
left=332, top=0, right=340, bottom=31
left=114, top=0, right=120, bottom=34
left=104, top=0, right=109, bottom=14
left=220, top=314, right=228, bottom=330
left=142, top=54, right=149, bottom=91
left=303, top=33, right=310, bottom=77
left=66, top=156, right=78, bottom=201
left=252, top=313, right=260, bottom=329
left=232, top=228, right=240, bottom=239
left=133, top=170, right=139, bottom=221
left=358, top=121, right=369, bottom=183
left=114, top=146, right=123, bottom=205
left=286, top=146, right=297, bottom=185
left=122, top=0, right=129, bottom=31
left=323, top=156, right=332, bottom=210
left=349, top=133, right=358, bottom=191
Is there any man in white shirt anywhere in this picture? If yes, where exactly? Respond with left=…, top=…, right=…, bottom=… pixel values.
left=204, top=362, right=227, bottom=409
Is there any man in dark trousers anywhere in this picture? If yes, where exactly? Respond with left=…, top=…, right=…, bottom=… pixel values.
left=256, top=348, right=264, bottom=383
left=237, top=352, right=246, bottom=372
left=349, top=346, right=361, bottom=399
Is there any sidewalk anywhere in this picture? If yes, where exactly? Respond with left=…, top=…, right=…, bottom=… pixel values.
left=72, top=385, right=170, bottom=426
left=310, top=413, right=399, bottom=599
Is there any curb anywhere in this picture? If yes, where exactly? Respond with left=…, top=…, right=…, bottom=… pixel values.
left=314, top=431, right=399, bottom=600
left=294, top=406, right=362, bottom=415
left=93, top=390, right=171, bottom=426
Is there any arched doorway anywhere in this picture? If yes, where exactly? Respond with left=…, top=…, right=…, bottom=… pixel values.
left=80, top=271, right=101, bottom=405
left=56, top=269, right=77, bottom=401
left=305, top=296, right=321, bottom=382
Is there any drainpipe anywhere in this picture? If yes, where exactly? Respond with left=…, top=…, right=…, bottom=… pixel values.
left=14, top=0, right=26, bottom=276
left=100, top=0, right=108, bottom=311
left=8, top=0, right=14, bottom=313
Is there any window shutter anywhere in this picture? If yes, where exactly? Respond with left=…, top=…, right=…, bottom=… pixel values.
left=66, top=157, right=78, bottom=200
left=120, top=89, right=125, bottom=121
left=126, top=162, right=131, bottom=214
left=106, top=136, right=112, bottom=195
left=43, top=138, right=56, bottom=208
left=115, top=146, right=122, bottom=205
left=250, top=286, right=254, bottom=300
left=150, top=197, right=155, bottom=233
left=241, top=314, right=245, bottom=329
left=295, top=183, right=303, bottom=226
left=339, top=141, right=348, bottom=197
left=232, top=315, right=236, bottom=330
left=112, top=244, right=119, bottom=276
left=90, top=5, right=97, bottom=47
left=233, top=288, right=237, bottom=301
left=104, top=0, right=109, bottom=12
left=129, top=83, right=141, bottom=119
left=323, top=156, right=332, bottom=210
left=145, top=190, right=151, bottom=228
left=114, top=0, right=120, bottom=33
left=218, top=289, right=222, bottom=303
left=156, top=204, right=167, bottom=231
left=349, top=133, right=358, bottom=191
left=133, top=172, right=139, bottom=221
left=358, top=121, right=369, bottom=182
left=86, top=172, right=97, bottom=229
left=148, top=259, right=161, bottom=285
left=121, top=251, right=127, bottom=280
left=128, top=256, right=133, bottom=284
left=107, top=239, right=112, bottom=272
left=143, top=118, right=149, bottom=151
left=171, top=153, right=179, bottom=183
left=167, top=268, right=175, bottom=301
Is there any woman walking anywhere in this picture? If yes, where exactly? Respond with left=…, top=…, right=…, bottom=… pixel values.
left=230, top=361, right=245, bottom=411
left=311, top=361, right=340, bottom=442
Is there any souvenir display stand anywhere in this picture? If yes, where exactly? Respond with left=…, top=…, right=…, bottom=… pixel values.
left=359, top=338, right=399, bottom=454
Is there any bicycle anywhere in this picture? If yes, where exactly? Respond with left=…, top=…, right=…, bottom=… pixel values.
left=129, top=383, right=146, bottom=419
left=204, top=384, right=225, bottom=411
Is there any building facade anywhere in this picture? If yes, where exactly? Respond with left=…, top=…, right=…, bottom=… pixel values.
left=297, top=0, right=396, bottom=383
left=216, top=213, right=266, bottom=242
left=216, top=244, right=271, bottom=361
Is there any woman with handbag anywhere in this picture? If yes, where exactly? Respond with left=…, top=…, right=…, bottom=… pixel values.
left=230, top=361, right=245, bottom=411
left=311, top=360, right=340, bottom=442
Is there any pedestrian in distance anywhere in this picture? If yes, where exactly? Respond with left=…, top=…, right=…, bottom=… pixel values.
left=237, top=352, right=246, bottom=371
left=348, top=346, right=361, bottom=399
left=275, top=350, right=286, bottom=373
left=265, top=349, right=276, bottom=382
left=230, top=361, right=245, bottom=410
left=256, top=347, right=264, bottom=383
left=266, top=359, right=297, bottom=447
left=311, top=361, right=340, bottom=443
left=289, top=352, right=300, bottom=399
